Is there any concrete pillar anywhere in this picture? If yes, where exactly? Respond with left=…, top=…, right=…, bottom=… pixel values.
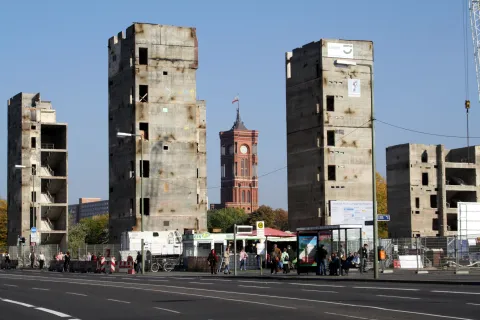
left=436, top=144, right=446, bottom=236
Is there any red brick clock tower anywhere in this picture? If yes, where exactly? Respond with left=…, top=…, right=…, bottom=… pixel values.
left=218, top=107, right=259, bottom=213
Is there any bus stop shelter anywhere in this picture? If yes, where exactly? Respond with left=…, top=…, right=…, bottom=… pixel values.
left=296, top=225, right=363, bottom=275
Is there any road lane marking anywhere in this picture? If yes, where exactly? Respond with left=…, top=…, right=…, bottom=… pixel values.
left=66, top=292, right=87, bottom=297
left=122, top=278, right=139, bottom=280
left=1, top=299, right=34, bottom=307
left=354, top=286, right=419, bottom=291
left=4, top=284, right=18, bottom=287
left=290, top=283, right=345, bottom=288
left=432, top=290, right=480, bottom=295
left=32, top=288, right=49, bottom=291
left=238, top=280, right=281, bottom=285
left=189, top=282, right=213, bottom=285
left=239, top=285, right=270, bottom=289
left=302, top=289, right=338, bottom=293
left=154, top=307, right=181, bottom=314
left=35, top=307, right=71, bottom=318
left=377, top=295, right=420, bottom=300
left=201, top=279, right=232, bottom=282
left=325, top=312, right=374, bottom=320
left=466, top=303, right=480, bottom=306
left=150, top=279, right=169, bottom=282
left=3, top=274, right=474, bottom=319
left=107, top=299, right=130, bottom=304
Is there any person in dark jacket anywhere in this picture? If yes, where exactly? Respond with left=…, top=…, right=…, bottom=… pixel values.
left=316, top=245, right=328, bottom=275
left=360, top=244, right=368, bottom=273
left=63, top=252, right=71, bottom=272
left=207, top=249, right=218, bottom=274
left=136, top=251, right=143, bottom=274
left=342, top=253, right=355, bottom=275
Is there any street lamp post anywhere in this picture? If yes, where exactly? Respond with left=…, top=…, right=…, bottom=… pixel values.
left=117, top=131, right=145, bottom=274
left=334, top=59, right=379, bottom=279
left=15, top=164, right=36, bottom=229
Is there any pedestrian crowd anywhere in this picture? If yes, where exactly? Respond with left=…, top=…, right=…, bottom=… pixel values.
left=316, top=243, right=369, bottom=276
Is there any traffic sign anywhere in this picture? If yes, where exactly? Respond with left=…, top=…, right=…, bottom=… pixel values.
left=256, top=221, right=265, bottom=237
left=377, top=214, right=390, bottom=221
left=236, top=225, right=253, bottom=235
left=31, top=227, right=37, bottom=233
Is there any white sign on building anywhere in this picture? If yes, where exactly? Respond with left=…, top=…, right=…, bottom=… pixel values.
left=256, top=221, right=265, bottom=237
left=458, top=202, right=480, bottom=240
left=348, top=79, right=361, bottom=97
left=327, top=42, right=354, bottom=59
left=330, top=201, right=373, bottom=240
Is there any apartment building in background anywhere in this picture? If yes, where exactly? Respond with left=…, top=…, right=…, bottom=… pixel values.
left=386, top=143, right=480, bottom=237
left=7, top=93, right=68, bottom=248
left=285, top=39, right=374, bottom=230
left=69, top=198, right=109, bottom=224
left=211, top=108, right=259, bottom=213
left=108, top=23, right=207, bottom=241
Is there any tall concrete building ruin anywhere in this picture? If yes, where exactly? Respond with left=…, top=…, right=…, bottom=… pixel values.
left=7, top=93, right=68, bottom=248
left=285, top=39, right=374, bottom=230
left=386, top=143, right=480, bottom=237
left=108, top=23, right=207, bottom=241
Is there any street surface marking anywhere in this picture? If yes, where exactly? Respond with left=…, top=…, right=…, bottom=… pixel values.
left=4, top=284, right=18, bottom=287
left=2, top=274, right=474, bottom=319
left=202, top=279, right=232, bottom=282
left=150, top=279, right=169, bottom=282
left=107, top=298, right=130, bottom=304
left=189, top=282, right=213, bottom=285
left=66, top=292, right=87, bottom=297
left=432, top=290, right=480, bottom=295
left=154, top=307, right=181, bottom=314
left=239, top=285, right=270, bottom=289
left=32, top=287, right=49, bottom=291
left=302, top=289, right=338, bottom=293
left=377, top=295, right=420, bottom=300
left=122, top=278, right=139, bottom=280
left=237, top=280, right=281, bottom=285
left=466, top=303, right=480, bottom=306
left=354, top=286, right=419, bottom=291
left=35, top=307, right=71, bottom=317
left=290, top=283, right=345, bottom=288
left=325, top=312, right=374, bottom=320
left=2, top=299, right=34, bottom=307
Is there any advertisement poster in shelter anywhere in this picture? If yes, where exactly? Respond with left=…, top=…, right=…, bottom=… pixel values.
left=318, top=231, right=332, bottom=255
left=298, top=235, right=318, bottom=266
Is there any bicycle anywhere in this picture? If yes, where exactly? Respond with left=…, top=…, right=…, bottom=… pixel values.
left=150, top=257, right=178, bottom=272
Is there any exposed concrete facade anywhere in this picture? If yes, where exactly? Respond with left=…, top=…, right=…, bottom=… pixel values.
left=213, top=109, right=259, bottom=213
left=285, top=39, right=374, bottom=231
left=386, top=143, right=480, bottom=237
left=108, top=23, right=207, bottom=241
left=7, top=93, right=68, bottom=248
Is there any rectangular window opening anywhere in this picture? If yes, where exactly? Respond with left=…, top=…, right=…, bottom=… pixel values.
left=163, top=145, right=169, bottom=151
left=130, top=198, right=134, bottom=216
left=142, top=198, right=150, bottom=216
left=139, top=85, right=148, bottom=102
left=163, top=221, right=170, bottom=227
left=32, top=164, right=36, bottom=176
left=139, top=47, right=148, bottom=65
left=326, top=95, right=334, bottom=112
left=327, top=165, right=336, bottom=181
left=234, top=162, right=238, bottom=176
left=197, top=194, right=199, bottom=204
left=235, top=142, right=238, bottom=154
left=327, top=130, right=335, bottom=146
left=415, top=197, right=420, bottom=209
left=317, top=166, right=321, bottom=182
left=30, top=207, right=36, bottom=229
left=31, top=191, right=36, bottom=202
left=163, top=71, right=168, bottom=75
left=139, top=122, right=149, bottom=140
left=140, top=160, right=150, bottom=178
left=316, top=103, right=320, bottom=114
left=316, top=132, right=321, bottom=148
left=430, top=194, right=437, bottom=208
left=31, top=125, right=36, bottom=130
left=422, top=172, right=429, bottom=186
left=31, top=137, right=36, bottom=148
left=197, top=168, right=199, bottom=178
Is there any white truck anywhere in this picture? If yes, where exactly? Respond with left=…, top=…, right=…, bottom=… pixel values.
left=120, top=230, right=183, bottom=259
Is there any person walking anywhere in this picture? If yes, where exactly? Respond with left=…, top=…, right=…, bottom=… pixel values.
left=360, top=244, right=368, bottom=273
left=223, top=247, right=231, bottom=274
left=270, top=244, right=281, bottom=274
left=63, top=252, right=71, bottom=272
left=4, top=252, right=10, bottom=270
left=38, top=252, right=45, bottom=270
left=281, top=248, right=290, bottom=274
left=287, top=245, right=295, bottom=271
left=30, top=251, right=36, bottom=269
left=316, top=244, right=328, bottom=276
left=239, top=249, right=248, bottom=271
left=207, top=249, right=218, bottom=274
left=136, top=251, right=143, bottom=274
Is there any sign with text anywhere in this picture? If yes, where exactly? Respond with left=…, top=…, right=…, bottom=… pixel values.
left=256, top=221, right=265, bottom=237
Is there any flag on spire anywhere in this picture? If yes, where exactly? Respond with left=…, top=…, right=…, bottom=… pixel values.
left=232, top=96, right=239, bottom=104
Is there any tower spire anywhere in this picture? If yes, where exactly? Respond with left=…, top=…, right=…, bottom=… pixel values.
left=231, top=95, right=247, bottom=130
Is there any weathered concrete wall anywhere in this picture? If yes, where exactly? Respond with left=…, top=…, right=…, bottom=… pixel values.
left=109, top=23, right=207, bottom=241
left=7, top=93, right=68, bottom=248
left=286, top=39, right=374, bottom=231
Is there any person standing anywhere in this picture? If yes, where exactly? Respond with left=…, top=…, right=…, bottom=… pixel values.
left=287, top=245, right=295, bottom=271
left=223, top=247, right=231, bottom=274
left=64, top=252, right=71, bottom=272
left=360, top=244, right=368, bottom=273
left=136, top=251, right=143, bottom=274
left=30, top=251, right=36, bottom=269
left=4, top=252, right=10, bottom=270
left=281, top=248, right=290, bottom=274
left=207, top=249, right=218, bottom=274
left=316, top=245, right=328, bottom=276
left=38, top=252, right=45, bottom=270
left=239, top=249, right=248, bottom=271
left=270, top=244, right=282, bottom=274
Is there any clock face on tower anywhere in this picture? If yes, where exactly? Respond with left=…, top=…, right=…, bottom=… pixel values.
left=240, top=145, right=248, bottom=154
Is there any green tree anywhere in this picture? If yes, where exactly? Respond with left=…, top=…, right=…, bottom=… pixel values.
left=0, top=200, right=7, bottom=248
left=81, top=214, right=109, bottom=244
left=207, top=208, right=248, bottom=232
left=273, top=208, right=289, bottom=231
left=68, top=222, right=87, bottom=254
left=248, top=205, right=276, bottom=228
left=376, top=172, right=388, bottom=238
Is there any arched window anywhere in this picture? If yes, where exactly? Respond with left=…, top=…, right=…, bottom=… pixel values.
left=241, top=190, right=245, bottom=203
left=421, top=150, right=428, bottom=163
left=247, top=191, right=251, bottom=202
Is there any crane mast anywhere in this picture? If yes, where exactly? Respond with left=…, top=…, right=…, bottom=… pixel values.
left=470, top=0, right=480, bottom=101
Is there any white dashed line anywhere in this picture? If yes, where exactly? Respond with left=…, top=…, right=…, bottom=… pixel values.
left=32, top=288, right=49, bottom=291
left=122, top=278, right=139, bottom=280
left=66, top=292, right=87, bottom=297
left=2, top=299, right=34, bottom=307
left=377, top=294, right=420, bottom=300
left=154, top=307, right=181, bottom=314
left=35, top=307, right=71, bottom=317
left=432, top=290, right=480, bottom=295
left=189, top=282, right=213, bottom=285
left=239, top=285, right=270, bottom=289
left=4, top=284, right=18, bottom=287
left=466, top=303, right=480, bottom=306
left=325, top=312, right=374, bottom=320
left=201, top=279, right=232, bottom=282
left=150, top=279, right=169, bottom=282
left=290, top=283, right=345, bottom=288
left=354, top=286, right=419, bottom=291
left=302, top=289, right=338, bottom=294
left=107, top=299, right=130, bottom=304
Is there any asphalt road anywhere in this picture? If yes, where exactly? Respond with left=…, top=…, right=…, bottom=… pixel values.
left=0, top=270, right=479, bottom=319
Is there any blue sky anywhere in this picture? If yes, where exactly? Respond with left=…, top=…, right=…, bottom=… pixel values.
left=0, top=0, right=476, bottom=210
